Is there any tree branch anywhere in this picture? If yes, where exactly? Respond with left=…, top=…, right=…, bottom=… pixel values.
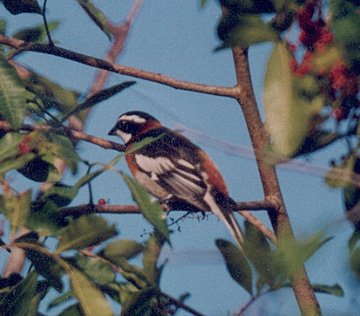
left=231, top=47, right=321, bottom=315
left=0, top=34, right=237, bottom=98
left=59, top=201, right=276, bottom=243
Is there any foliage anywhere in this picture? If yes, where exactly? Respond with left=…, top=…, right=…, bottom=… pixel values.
left=0, top=0, right=359, bottom=315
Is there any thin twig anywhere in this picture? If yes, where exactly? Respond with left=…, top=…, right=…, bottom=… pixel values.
left=161, top=292, right=205, bottom=316
left=42, top=0, right=53, bottom=46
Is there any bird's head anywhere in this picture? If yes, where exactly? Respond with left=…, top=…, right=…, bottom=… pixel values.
left=108, top=111, right=162, bottom=144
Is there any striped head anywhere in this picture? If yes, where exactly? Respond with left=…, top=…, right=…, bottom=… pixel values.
left=108, top=111, right=162, bottom=144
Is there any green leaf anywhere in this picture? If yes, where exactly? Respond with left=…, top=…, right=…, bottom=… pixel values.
left=311, top=283, right=344, bottom=297
left=325, top=155, right=356, bottom=188
left=3, top=190, right=31, bottom=233
left=42, top=155, right=120, bottom=207
left=0, top=54, right=27, bottom=128
left=122, top=174, right=170, bottom=243
left=0, top=271, right=38, bottom=316
left=26, top=200, right=66, bottom=236
left=332, top=6, right=360, bottom=71
left=142, top=232, right=165, bottom=284
left=216, top=239, right=253, bottom=295
left=100, top=239, right=145, bottom=263
left=27, top=280, right=49, bottom=316
left=25, top=247, right=63, bottom=291
left=114, top=257, right=148, bottom=288
left=0, top=133, right=36, bottom=175
left=61, top=81, right=136, bottom=122
left=56, top=215, right=117, bottom=253
left=199, top=0, right=208, bottom=8
left=71, top=254, right=115, bottom=285
left=1, top=0, right=41, bottom=15
left=0, top=19, right=6, bottom=35
left=68, top=266, right=114, bottom=316
left=23, top=71, right=80, bottom=117
left=243, top=221, right=279, bottom=290
left=264, top=43, right=324, bottom=157
left=13, top=21, right=60, bottom=42
left=274, top=234, right=333, bottom=279
left=77, top=0, right=112, bottom=40
left=121, top=286, right=159, bottom=316
left=219, top=0, right=276, bottom=14
left=217, top=14, right=278, bottom=49
left=48, top=291, right=74, bottom=310
left=57, top=304, right=82, bottom=316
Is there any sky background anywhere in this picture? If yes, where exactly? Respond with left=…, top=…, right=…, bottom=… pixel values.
left=1, top=1, right=359, bottom=315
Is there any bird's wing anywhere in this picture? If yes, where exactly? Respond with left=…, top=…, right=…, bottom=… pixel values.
left=134, top=153, right=207, bottom=201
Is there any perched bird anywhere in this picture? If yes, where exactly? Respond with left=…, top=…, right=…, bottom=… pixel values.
left=108, top=111, right=244, bottom=247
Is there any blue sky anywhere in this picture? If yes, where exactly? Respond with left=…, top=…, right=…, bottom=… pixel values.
left=1, top=1, right=357, bottom=315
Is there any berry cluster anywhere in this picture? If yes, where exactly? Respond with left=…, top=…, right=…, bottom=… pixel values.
left=289, top=0, right=333, bottom=77
left=288, top=0, right=359, bottom=122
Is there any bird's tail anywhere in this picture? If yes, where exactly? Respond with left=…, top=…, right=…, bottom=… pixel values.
left=204, top=191, right=244, bottom=250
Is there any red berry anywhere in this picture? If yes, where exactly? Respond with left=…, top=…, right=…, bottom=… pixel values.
left=18, top=142, right=31, bottom=154
left=289, top=43, right=297, bottom=54
left=98, top=198, right=106, bottom=205
left=331, top=107, right=349, bottom=122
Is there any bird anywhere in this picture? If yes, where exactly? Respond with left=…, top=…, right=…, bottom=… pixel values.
left=108, top=111, right=244, bottom=247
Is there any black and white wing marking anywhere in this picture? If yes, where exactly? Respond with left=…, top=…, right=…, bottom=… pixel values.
left=134, top=154, right=207, bottom=202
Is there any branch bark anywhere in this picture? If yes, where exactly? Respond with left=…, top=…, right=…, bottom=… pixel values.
left=231, top=47, right=321, bottom=316
left=0, top=34, right=237, bottom=98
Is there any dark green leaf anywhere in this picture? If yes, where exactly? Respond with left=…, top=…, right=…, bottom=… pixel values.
left=17, top=156, right=56, bottom=182
left=101, top=239, right=145, bottom=263
left=294, top=130, right=340, bottom=157
left=13, top=21, right=60, bottom=42
left=332, top=5, right=360, bottom=72
left=57, top=304, right=82, bottom=316
left=27, top=281, right=49, bottom=316
left=311, top=283, right=344, bottom=297
left=67, top=267, right=113, bottom=316
left=0, top=54, right=27, bottom=128
left=25, top=248, right=63, bottom=291
left=219, top=0, right=276, bottom=14
left=216, top=239, right=253, bottom=295
left=123, top=174, right=170, bottom=243
left=121, top=286, right=159, bottom=316
left=1, top=0, right=41, bottom=15
left=0, top=271, right=38, bottom=316
left=26, top=200, right=66, bottom=236
left=217, top=13, right=278, bottom=49
left=56, top=215, right=117, bottom=253
left=61, top=81, right=136, bottom=121
left=77, top=0, right=112, bottom=40
left=48, top=291, right=74, bottom=310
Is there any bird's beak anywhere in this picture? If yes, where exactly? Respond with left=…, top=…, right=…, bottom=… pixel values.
left=108, top=127, right=117, bottom=136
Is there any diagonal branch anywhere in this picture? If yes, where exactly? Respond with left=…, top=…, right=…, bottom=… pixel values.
left=0, top=34, right=237, bottom=97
